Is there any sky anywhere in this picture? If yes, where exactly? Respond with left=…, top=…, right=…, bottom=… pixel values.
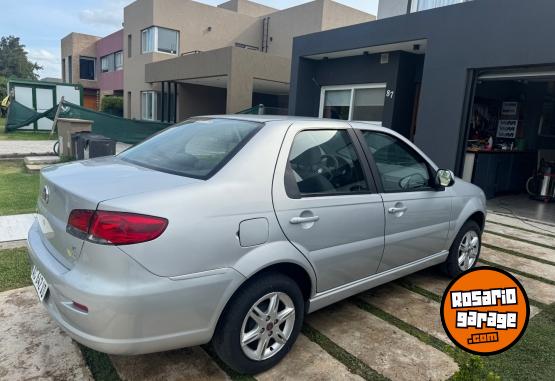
left=0, top=0, right=379, bottom=79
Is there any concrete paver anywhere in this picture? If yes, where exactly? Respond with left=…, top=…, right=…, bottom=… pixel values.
left=110, top=347, right=228, bottom=381
left=482, top=232, right=555, bottom=263
left=481, top=246, right=555, bottom=281
left=485, top=222, right=555, bottom=248
left=257, top=334, right=364, bottom=381
left=0, top=287, right=93, bottom=380
left=0, top=214, right=35, bottom=242
left=307, top=302, right=459, bottom=381
left=486, top=213, right=555, bottom=235
left=360, top=283, right=451, bottom=345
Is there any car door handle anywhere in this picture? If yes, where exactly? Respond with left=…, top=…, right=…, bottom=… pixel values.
left=290, top=216, right=320, bottom=224
left=388, top=206, right=408, bottom=214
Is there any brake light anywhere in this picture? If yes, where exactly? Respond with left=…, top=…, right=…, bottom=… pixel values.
left=67, top=210, right=168, bottom=245
left=68, top=210, right=94, bottom=234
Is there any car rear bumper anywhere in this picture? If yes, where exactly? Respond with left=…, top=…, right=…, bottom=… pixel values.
left=27, top=220, right=245, bottom=355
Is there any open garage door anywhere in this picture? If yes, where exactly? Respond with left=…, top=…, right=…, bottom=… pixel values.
left=463, top=66, right=555, bottom=223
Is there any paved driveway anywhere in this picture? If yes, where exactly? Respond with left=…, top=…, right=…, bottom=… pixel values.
left=1, top=212, right=554, bottom=380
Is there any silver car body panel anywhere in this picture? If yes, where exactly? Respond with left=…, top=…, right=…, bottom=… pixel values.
left=27, top=115, right=486, bottom=355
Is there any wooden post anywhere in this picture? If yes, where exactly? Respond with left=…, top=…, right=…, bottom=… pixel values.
left=50, top=96, right=64, bottom=136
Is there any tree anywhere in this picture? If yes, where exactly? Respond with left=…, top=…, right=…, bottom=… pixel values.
left=0, top=76, right=7, bottom=100
left=0, top=36, right=42, bottom=80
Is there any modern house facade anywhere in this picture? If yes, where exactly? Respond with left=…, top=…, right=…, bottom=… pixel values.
left=289, top=0, right=555, bottom=208
left=61, top=30, right=124, bottom=110
left=122, top=0, right=374, bottom=122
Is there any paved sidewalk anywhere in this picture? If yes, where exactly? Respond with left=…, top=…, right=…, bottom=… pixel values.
left=0, top=140, right=55, bottom=157
left=0, top=140, right=131, bottom=158
left=0, top=214, right=35, bottom=242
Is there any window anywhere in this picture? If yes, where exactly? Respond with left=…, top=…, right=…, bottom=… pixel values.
left=79, top=57, right=95, bottom=80
left=119, top=118, right=261, bottom=179
left=100, top=52, right=123, bottom=73
left=361, top=131, right=432, bottom=193
left=320, top=84, right=385, bottom=123
left=142, top=26, right=179, bottom=55
left=127, top=91, right=131, bottom=118
left=101, top=54, right=114, bottom=73
left=62, top=58, right=66, bottom=82
left=141, top=91, right=157, bottom=121
left=286, top=130, right=368, bottom=197
left=414, top=0, right=466, bottom=11
left=68, top=56, right=73, bottom=83
left=128, top=34, right=132, bottom=58
left=115, top=51, right=123, bottom=70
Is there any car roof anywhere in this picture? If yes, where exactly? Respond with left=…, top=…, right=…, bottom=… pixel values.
left=203, top=114, right=384, bottom=126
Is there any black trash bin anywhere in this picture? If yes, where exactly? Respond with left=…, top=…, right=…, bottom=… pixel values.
left=82, top=134, right=116, bottom=159
left=71, top=131, right=91, bottom=160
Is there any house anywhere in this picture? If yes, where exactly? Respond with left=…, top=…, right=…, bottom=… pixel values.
left=61, top=30, right=124, bottom=110
left=122, top=0, right=374, bottom=122
left=289, top=0, right=555, bottom=218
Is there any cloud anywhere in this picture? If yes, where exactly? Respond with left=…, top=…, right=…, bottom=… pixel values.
left=78, top=0, right=129, bottom=28
left=27, top=48, right=61, bottom=79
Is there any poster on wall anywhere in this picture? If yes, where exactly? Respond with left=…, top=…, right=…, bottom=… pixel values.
left=496, top=119, right=518, bottom=138
left=501, top=102, right=519, bottom=116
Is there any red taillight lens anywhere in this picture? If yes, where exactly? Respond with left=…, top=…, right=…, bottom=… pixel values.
left=67, top=210, right=168, bottom=245
left=68, top=209, right=95, bottom=234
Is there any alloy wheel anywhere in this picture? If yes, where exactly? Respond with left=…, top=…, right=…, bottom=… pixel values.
left=458, top=230, right=480, bottom=271
left=240, top=291, right=296, bottom=361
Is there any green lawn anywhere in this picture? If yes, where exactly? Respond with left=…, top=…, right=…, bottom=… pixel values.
left=0, top=117, right=56, bottom=140
left=0, top=247, right=31, bottom=292
left=0, top=160, right=39, bottom=215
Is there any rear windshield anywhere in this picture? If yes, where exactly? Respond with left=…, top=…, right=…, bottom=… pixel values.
left=119, top=118, right=262, bottom=179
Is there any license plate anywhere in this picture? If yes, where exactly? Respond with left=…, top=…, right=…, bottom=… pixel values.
left=31, top=265, right=49, bottom=301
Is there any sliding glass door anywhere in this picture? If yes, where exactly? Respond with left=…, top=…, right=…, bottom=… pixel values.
left=319, top=84, right=386, bottom=124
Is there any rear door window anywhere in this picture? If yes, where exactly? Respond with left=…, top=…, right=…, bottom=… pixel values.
left=119, top=118, right=261, bottom=179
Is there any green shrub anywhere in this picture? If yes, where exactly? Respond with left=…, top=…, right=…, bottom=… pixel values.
left=101, top=95, right=123, bottom=117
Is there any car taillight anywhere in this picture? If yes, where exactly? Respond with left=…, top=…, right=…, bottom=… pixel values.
left=67, top=210, right=168, bottom=245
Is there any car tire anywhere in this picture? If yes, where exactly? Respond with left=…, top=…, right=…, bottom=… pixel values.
left=212, top=272, right=305, bottom=375
left=442, top=220, right=482, bottom=278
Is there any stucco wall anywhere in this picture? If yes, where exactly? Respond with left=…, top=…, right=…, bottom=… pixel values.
left=218, top=0, right=276, bottom=17
left=97, top=29, right=124, bottom=92
left=377, top=0, right=409, bottom=19
left=60, top=33, right=100, bottom=90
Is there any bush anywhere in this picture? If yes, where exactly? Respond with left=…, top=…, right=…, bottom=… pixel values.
left=101, top=95, right=123, bottom=117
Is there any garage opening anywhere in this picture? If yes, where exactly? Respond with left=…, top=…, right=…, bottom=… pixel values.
left=463, top=68, right=555, bottom=224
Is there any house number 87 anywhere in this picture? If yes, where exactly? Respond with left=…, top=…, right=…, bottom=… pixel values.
left=386, top=90, right=395, bottom=99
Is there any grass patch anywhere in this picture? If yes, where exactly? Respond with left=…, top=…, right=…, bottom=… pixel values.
left=78, top=344, right=121, bottom=381
left=484, top=303, right=555, bottom=381
left=0, top=118, right=56, bottom=140
left=302, top=323, right=388, bottom=381
left=0, top=160, right=39, bottom=215
left=0, top=247, right=31, bottom=292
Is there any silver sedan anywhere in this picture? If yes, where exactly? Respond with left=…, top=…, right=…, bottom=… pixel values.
left=27, top=116, right=486, bottom=374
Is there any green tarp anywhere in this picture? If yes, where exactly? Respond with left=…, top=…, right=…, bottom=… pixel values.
left=5, top=100, right=170, bottom=144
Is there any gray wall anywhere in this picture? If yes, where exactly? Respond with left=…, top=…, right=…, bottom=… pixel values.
left=377, top=0, right=410, bottom=19
left=289, top=0, right=555, bottom=173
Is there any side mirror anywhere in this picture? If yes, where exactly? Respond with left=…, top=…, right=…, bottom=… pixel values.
left=435, top=169, right=455, bottom=188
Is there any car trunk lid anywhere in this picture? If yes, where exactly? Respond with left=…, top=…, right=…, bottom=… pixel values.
left=37, top=157, right=199, bottom=268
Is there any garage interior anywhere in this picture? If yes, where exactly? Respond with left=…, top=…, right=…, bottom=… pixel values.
left=463, top=68, right=555, bottom=224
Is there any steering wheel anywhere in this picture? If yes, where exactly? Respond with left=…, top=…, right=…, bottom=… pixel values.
left=399, top=173, right=428, bottom=191
left=316, top=155, right=339, bottom=180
